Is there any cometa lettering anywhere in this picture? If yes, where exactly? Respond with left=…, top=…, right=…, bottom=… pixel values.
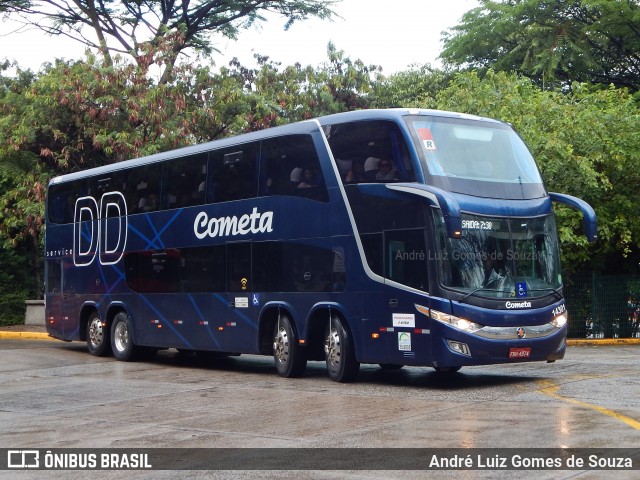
left=194, top=208, right=274, bottom=239
left=505, top=301, right=532, bottom=309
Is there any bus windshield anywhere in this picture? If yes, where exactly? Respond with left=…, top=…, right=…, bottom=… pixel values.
left=435, top=212, right=562, bottom=299
left=406, top=115, right=545, bottom=199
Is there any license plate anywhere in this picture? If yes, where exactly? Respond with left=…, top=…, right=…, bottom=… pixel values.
left=508, top=347, right=531, bottom=359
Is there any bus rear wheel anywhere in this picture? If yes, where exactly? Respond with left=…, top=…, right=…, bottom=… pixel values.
left=273, top=314, right=307, bottom=378
left=111, top=312, right=140, bottom=362
left=325, top=315, right=359, bottom=383
left=87, top=311, right=111, bottom=356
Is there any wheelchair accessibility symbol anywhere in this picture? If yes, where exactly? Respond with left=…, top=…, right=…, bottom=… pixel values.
left=252, top=294, right=260, bottom=306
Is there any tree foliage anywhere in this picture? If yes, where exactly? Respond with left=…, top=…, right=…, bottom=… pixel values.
left=0, top=0, right=338, bottom=83
left=440, top=0, right=640, bottom=92
left=370, top=64, right=454, bottom=109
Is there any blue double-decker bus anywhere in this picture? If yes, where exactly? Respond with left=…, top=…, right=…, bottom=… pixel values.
left=44, top=108, right=596, bottom=382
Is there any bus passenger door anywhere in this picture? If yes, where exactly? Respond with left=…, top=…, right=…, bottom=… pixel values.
left=224, top=242, right=256, bottom=352
left=383, top=228, right=432, bottom=364
left=45, top=259, right=65, bottom=339
left=44, top=257, right=79, bottom=340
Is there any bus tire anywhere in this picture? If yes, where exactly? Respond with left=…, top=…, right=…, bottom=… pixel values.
left=273, top=314, right=307, bottom=378
left=325, top=315, right=359, bottom=383
left=110, top=312, right=138, bottom=362
left=87, top=311, right=111, bottom=357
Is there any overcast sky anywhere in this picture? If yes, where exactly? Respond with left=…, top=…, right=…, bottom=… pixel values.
left=0, top=0, right=479, bottom=74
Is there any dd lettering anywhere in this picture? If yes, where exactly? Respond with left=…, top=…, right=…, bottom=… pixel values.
left=74, top=192, right=128, bottom=266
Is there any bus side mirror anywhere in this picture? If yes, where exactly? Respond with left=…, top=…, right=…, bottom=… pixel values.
left=549, top=192, right=597, bottom=243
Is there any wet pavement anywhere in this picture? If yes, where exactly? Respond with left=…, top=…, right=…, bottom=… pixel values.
left=1, top=331, right=639, bottom=479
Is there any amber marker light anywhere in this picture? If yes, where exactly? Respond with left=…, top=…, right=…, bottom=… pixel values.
left=371, top=332, right=380, bottom=339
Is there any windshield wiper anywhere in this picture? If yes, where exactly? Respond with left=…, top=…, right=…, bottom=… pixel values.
left=458, top=287, right=501, bottom=303
left=526, top=287, right=563, bottom=301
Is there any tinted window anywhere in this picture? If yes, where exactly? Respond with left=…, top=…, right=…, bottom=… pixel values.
left=125, top=250, right=180, bottom=293
left=208, top=144, right=259, bottom=203
left=261, top=135, right=328, bottom=201
left=125, top=164, right=162, bottom=214
left=162, top=154, right=208, bottom=209
left=284, top=244, right=342, bottom=292
left=361, top=233, right=383, bottom=278
left=345, top=187, right=427, bottom=233
left=47, top=180, right=88, bottom=224
left=87, top=176, right=128, bottom=223
left=227, top=242, right=251, bottom=292
left=346, top=188, right=429, bottom=291
left=385, top=229, right=429, bottom=291
left=46, top=260, right=62, bottom=293
left=180, top=245, right=226, bottom=292
left=253, top=242, right=284, bottom=292
left=323, top=120, right=415, bottom=184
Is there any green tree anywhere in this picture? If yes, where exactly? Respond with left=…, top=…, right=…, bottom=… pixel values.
left=0, top=0, right=338, bottom=83
left=370, top=64, right=454, bottom=108
left=225, top=42, right=379, bottom=128
left=0, top=246, right=33, bottom=325
left=440, top=0, right=640, bottom=91
left=0, top=63, right=48, bottom=299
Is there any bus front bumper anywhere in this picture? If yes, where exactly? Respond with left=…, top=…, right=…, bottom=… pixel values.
left=431, top=322, right=567, bottom=368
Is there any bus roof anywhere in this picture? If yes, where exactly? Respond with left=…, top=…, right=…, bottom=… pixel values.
left=48, top=108, right=503, bottom=186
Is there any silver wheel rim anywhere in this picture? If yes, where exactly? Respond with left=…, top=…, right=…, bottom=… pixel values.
left=325, top=327, right=341, bottom=369
left=88, top=318, right=103, bottom=348
left=114, top=321, right=129, bottom=353
left=273, top=326, right=290, bottom=365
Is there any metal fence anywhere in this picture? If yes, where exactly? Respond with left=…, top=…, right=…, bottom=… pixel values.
left=564, top=273, right=640, bottom=339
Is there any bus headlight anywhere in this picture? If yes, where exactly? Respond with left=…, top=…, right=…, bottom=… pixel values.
left=552, top=313, right=568, bottom=328
left=430, top=309, right=483, bottom=334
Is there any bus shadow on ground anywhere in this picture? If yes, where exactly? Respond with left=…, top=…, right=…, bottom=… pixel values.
left=151, top=348, right=543, bottom=390
left=53, top=343, right=545, bottom=390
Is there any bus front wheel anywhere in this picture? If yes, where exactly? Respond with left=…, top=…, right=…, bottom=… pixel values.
left=325, top=315, right=359, bottom=383
left=273, top=314, right=307, bottom=378
left=87, top=311, right=111, bottom=357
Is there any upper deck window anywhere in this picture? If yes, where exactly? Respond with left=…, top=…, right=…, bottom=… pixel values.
left=406, top=116, right=546, bottom=199
left=47, top=134, right=329, bottom=224
left=323, top=120, right=416, bottom=184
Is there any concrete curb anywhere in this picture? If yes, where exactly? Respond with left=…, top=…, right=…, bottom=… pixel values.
left=0, top=331, right=56, bottom=341
left=566, top=338, right=640, bottom=346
